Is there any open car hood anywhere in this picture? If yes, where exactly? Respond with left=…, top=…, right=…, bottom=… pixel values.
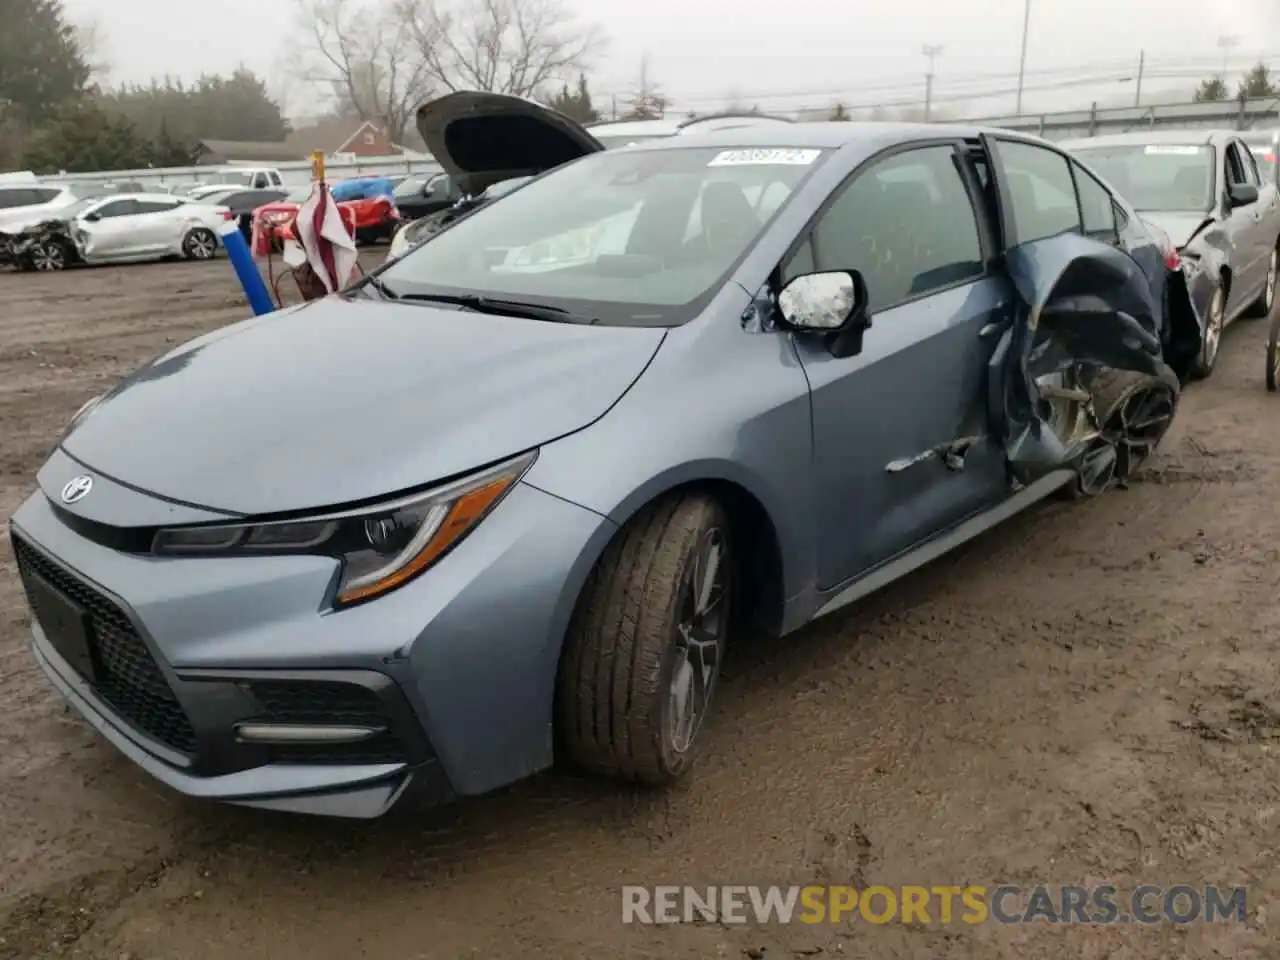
left=415, top=91, right=603, bottom=195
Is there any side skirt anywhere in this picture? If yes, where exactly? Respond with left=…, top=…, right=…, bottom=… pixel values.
left=812, top=469, right=1075, bottom=621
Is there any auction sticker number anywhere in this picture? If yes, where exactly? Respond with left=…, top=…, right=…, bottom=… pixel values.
left=708, top=149, right=821, bottom=167
left=1143, top=145, right=1202, bottom=155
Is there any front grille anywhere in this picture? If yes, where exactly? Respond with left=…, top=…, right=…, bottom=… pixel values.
left=243, top=680, right=408, bottom=764
left=12, top=536, right=198, bottom=756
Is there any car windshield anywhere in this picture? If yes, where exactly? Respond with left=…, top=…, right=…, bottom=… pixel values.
left=380, top=145, right=827, bottom=325
left=60, top=198, right=101, bottom=219
left=395, top=176, right=426, bottom=197
left=1071, top=144, right=1214, bottom=212
left=594, top=134, right=676, bottom=150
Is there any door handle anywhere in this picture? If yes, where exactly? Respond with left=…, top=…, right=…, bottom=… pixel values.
left=980, top=318, right=1011, bottom=339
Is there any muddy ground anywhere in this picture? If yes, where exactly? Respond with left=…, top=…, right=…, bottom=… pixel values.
left=0, top=257, right=1277, bottom=960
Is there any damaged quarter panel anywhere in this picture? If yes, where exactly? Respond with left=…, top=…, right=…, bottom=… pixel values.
left=998, top=234, right=1163, bottom=483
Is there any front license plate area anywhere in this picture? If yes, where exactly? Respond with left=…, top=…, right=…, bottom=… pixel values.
left=23, top=569, right=100, bottom=682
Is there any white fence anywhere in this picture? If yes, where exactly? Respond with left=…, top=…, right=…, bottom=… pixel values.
left=39, top=154, right=443, bottom=190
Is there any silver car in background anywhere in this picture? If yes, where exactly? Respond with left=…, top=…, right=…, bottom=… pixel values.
left=8, top=192, right=232, bottom=271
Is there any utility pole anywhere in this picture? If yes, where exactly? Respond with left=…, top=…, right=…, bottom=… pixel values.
left=1014, top=0, right=1031, bottom=114
left=1134, top=50, right=1144, bottom=106
left=922, top=44, right=943, bottom=121
left=1218, top=34, right=1239, bottom=82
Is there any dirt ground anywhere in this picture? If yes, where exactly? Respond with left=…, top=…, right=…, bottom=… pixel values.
left=0, top=257, right=1278, bottom=960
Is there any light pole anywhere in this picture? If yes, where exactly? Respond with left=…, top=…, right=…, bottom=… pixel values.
left=923, top=44, right=944, bottom=121
left=1218, top=35, right=1239, bottom=83
left=1014, top=0, right=1031, bottom=114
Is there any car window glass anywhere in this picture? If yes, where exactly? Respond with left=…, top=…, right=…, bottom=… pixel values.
left=686, top=176, right=797, bottom=242
left=94, top=199, right=136, bottom=218
left=0, top=189, right=36, bottom=208
left=1239, top=144, right=1261, bottom=185
left=380, top=146, right=828, bottom=323
left=269, top=172, right=282, bottom=185
left=799, top=145, right=984, bottom=312
left=32, top=188, right=62, bottom=203
left=1225, top=145, right=1247, bottom=186
left=1072, top=162, right=1118, bottom=243
left=995, top=140, right=1081, bottom=243
left=135, top=199, right=180, bottom=213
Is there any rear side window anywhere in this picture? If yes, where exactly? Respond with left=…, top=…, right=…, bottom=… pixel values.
left=0, top=189, right=37, bottom=209
left=135, top=199, right=181, bottom=213
left=1071, top=161, right=1118, bottom=243
left=94, top=199, right=137, bottom=218
left=995, top=140, right=1082, bottom=243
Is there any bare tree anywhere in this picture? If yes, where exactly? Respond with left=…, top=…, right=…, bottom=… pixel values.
left=398, top=0, right=602, bottom=99
left=293, top=0, right=434, bottom=142
left=73, top=15, right=110, bottom=86
left=621, top=54, right=665, bottom=120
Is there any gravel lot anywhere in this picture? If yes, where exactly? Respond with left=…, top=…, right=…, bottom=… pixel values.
left=0, top=258, right=1278, bottom=960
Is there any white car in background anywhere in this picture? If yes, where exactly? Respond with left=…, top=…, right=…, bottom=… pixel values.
left=7, top=192, right=232, bottom=271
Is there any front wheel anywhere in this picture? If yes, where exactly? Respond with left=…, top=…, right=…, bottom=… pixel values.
left=558, top=494, right=731, bottom=785
left=30, top=240, right=69, bottom=271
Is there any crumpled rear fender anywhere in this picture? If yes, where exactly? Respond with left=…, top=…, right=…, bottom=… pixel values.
left=1164, top=242, right=1225, bottom=380
left=990, top=233, right=1167, bottom=486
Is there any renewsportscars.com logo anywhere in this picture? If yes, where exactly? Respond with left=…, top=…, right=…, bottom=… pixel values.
left=621, top=885, right=1248, bottom=926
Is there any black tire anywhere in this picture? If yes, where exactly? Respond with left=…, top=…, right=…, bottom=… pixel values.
left=1064, top=363, right=1180, bottom=499
left=1188, top=282, right=1226, bottom=380
left=183, top=227, right=218, bottom=260
left=1266, top=309, right=1280, bottom=392
left=558, top=494, right=731, bottom=785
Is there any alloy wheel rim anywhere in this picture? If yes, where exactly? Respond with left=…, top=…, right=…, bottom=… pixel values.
left=668, top=528, right=727, bottom=754
left=190, top=232, right=215, bottom=258
left=1101, top=383, right=1176, bottom=478
left=1204, top=289, right=1225, bottom=364
left=34, top=244, right=62, bottom=270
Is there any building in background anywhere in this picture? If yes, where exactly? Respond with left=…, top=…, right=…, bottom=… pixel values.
left=191, top=119, right=407, bottom=166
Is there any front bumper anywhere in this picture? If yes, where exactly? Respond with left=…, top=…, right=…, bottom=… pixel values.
left=10, top=475, right=615, bottom=817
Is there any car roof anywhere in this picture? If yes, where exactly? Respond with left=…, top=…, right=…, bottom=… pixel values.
left=100, top=192, right=199, bottom=203
left=624, top=120, right=1006, bottom=154
left=1060, top=129, right=1223, bottom=149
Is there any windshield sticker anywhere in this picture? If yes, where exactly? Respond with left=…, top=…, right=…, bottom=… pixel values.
left=708, top=149, right=821, bottom=167
left=1143, top=145, right=1202, bottom=155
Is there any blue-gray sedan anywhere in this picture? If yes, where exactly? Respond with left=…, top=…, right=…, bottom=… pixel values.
left=9, top=93, right=1189, bottom=818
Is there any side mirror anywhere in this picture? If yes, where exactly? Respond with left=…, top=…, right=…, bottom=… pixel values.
left=1228, top=182, right=1259, bottom=207
left=777, top=270, right=870, bottom=358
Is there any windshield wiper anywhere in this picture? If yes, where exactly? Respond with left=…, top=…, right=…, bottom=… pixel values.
left=398, top=292, right=597, bottom=324
left=353, top=272, right=400, bottom=300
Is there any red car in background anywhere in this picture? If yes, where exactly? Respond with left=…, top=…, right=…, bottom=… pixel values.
left=250, top=182, right=400, bottom=255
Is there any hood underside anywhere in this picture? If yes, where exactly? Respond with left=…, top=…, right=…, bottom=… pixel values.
left=415, top=91, right=603, bottom=196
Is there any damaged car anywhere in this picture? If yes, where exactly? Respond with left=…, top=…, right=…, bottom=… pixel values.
left=1064, top=130, right=1280, bottom=379
left=10, top=97, right=1186, bottom=819
left=8, top=193, right=232, bottom=271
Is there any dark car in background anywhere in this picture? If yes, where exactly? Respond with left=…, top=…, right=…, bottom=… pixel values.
left=391, top=170, right=455, bottom=221
left=1064, top=130, right=1280, bottom=379
left=194, top=187, right=290, bottom=240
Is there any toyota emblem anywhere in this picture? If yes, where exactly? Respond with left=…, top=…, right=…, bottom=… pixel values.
left=60, top=475, right=93, bottom=504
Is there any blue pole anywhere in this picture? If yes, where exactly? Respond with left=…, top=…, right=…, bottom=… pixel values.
left=217, top=220, right=275, bottom=316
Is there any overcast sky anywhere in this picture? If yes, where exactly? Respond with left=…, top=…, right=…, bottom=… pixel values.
left=64, top=0, right=1274, bottom=122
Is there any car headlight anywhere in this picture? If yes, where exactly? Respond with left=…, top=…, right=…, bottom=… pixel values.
left=151, top=451, right=536, bottom=605
left=388, top=225, right=411, bottom=260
